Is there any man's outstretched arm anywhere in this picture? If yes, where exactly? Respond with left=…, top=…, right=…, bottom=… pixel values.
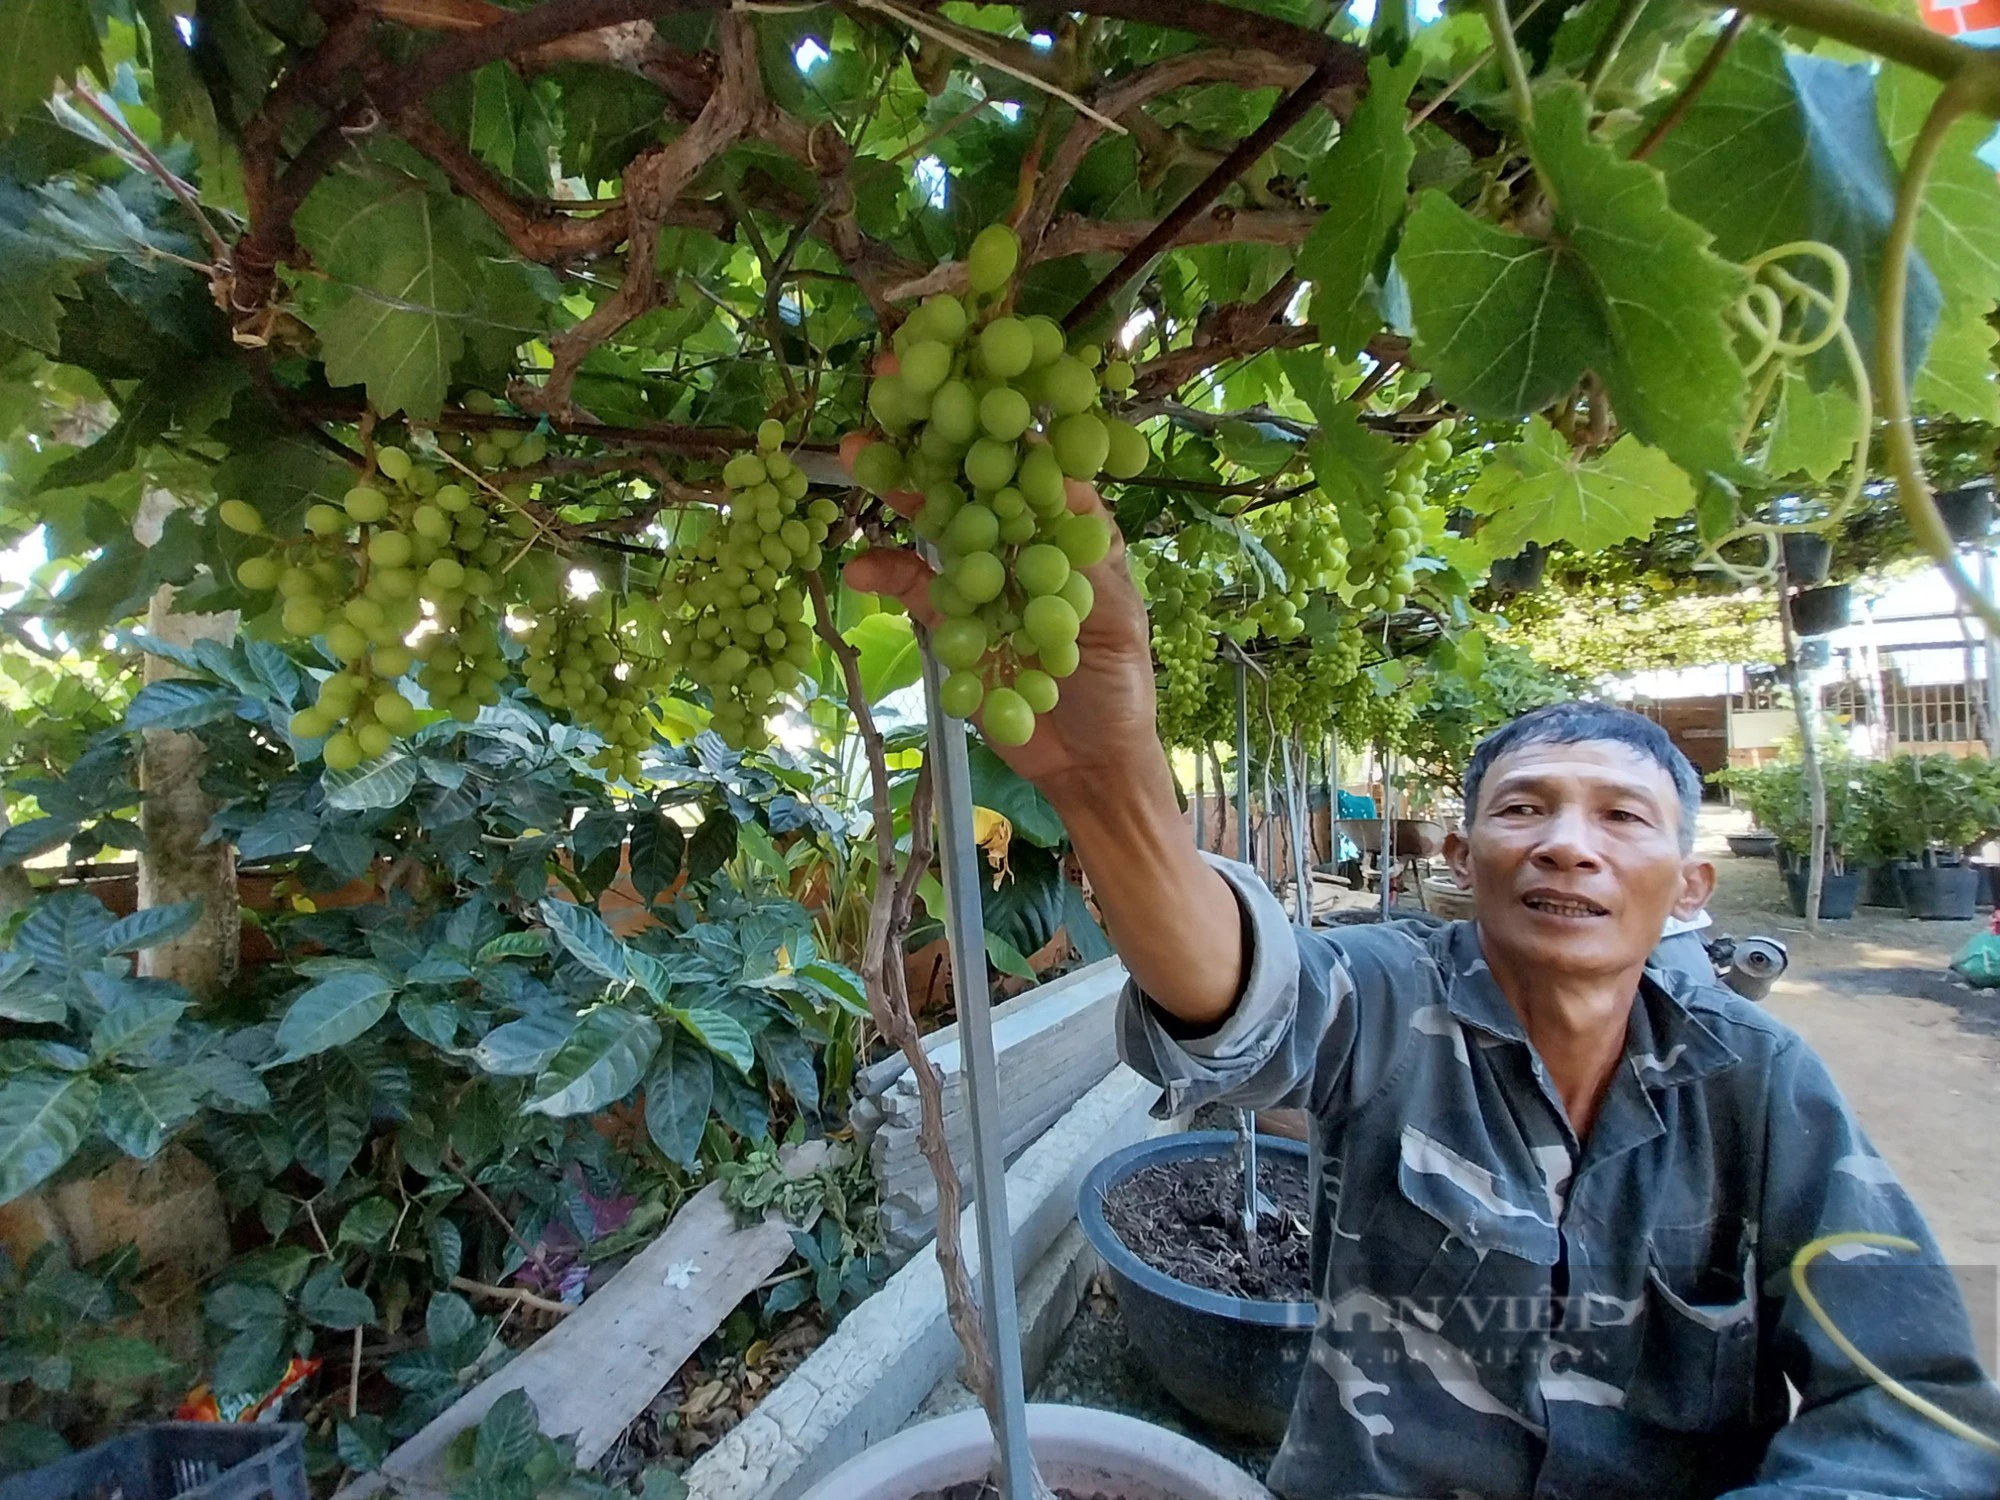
left=844, top=471, right=1245, bottom=1028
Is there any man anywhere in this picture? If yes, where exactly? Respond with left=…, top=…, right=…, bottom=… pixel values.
left=849, top=475, right=2000, bottom=1500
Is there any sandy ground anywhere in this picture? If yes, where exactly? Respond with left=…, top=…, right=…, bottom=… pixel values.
left=1696, top=806, right=2000, bottom=1282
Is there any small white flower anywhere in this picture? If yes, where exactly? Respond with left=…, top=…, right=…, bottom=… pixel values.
left=663, top=1260, right=700, bottom=1289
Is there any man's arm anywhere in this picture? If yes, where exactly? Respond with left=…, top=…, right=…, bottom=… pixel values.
left=1724, top=1038, right=2000, bottom=1499
left=845, top=472, right=1245, bottom=1026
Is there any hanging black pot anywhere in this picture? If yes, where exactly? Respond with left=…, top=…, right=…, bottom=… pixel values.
left=1896, top=861, right=1979, bottom=921
left=1789, top=583, right=1851, bottom=637
left=1488, top=543, right=1547, bottom=595
left=1936, top=484, right=1995, bottom=545
left=1780, top=532, right=1833, bottom=585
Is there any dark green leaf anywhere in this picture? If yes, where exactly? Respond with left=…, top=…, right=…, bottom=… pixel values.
left=0, top=1071, right=99, bottom=1205
left=475, top=1389, right=543, bottom=1473
left=474, top=930, right=547, bottom=964
left=983, top=932, right=1036, bottom=981
left=211, top=1319, right=288, bottom=1398
left=527, top=1008, right=660, bottom=1116
left=337, top=1196, right=399, bottom=1249
left=322, top=752, right=419, bottom=812
left=90, top=992, right=186, bottom=1060
left=299, top=1264, right=377, bottom=1330
left=429, top=1216, right=463, bottom=1282
left=538, top=897, right=630, bottom=983
left=425, top=1290, right=477, bottom=1354
left=845, top=613, right=922, bottom=702
left=627, top=811, right=685, bottom=905
left=674, top=1006, right=754, bottom=1076
left=642, top=1032, right=712, bottom=1170
left=69, top=1335, right=175, bottom=1387
left=272, top=971, right=395, bottom=1064
left=757, top=1029, right=818, bottom=1119
left=16, top=889, right=112, bottom=973
left=0, top=0, right=102, bottom=128
left=683, top=808, right=737, bottom=886
left=397, top=995, right=460, bottom=1049
left=966, top=738, right=1064, bottom=847
left=337, top=1414, right=390, bottom=1473
left=472, top=1010, right=575, bottom=1076
left=1301, top=51, right=1421, bottom=356
left=100, top=901, right=201, bottom=955
left=96, top=1069, right=196, bottom=1158
left=123, top=679, right=237, bottom=731
left=207, top=1280, right=289, bottom=1331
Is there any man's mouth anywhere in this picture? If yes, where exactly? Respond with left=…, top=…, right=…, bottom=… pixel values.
left=1522, top=891, right=1610, bottom=918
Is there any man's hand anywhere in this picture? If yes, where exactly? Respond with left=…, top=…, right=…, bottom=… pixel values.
left=840, top=442, right=1245, bottom=1028
left=841, top=464, right=1157, bottom=806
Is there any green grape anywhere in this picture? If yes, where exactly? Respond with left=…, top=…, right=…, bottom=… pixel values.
left=980, top=387, right=1032, bottom=442
left=758, top=418, right=786, bottom=450
left=929, top=381, right=979, bottom=444
left=375, top=446, right=413, bottom=482
left=966, top=223, right=1020, bottom=295
left=979, top=318, right=1034, bottom=379
left=344, top=486, right=389, bottom=524
left=940, top=670, right=985, bottom=718
left=902, top=340, right=953, bottom=394
left=982, top=687, right=1034, bottom=746
left=1058, top=570, right=1094, bottom=620
left=368, top=530, right=413, bottom=568
left=933, top=617, right=987, bottom=670
left=323, top=732, right=363, bottom=772
left=281, top=600, right=326, bottom=635
left=1018, top=445, right=1068, bottom=513
left=1024, top=316, right=1066, bottom=368
left=289, top=707, right=331, bottom=740
left=1039, top=636, right=1080, bottom=678
left=435, top=483, right=472, bottom=513
left=1042, top=358, right=1097, bottom=417
left=1015, top=669, right=1058, bottom=714
left=1103, top=418, right=1149, bottom=479
left=1023, top=595, right=1079, bottom=649
left=356, top=723, right=393, bottom=759
left=962, top=438, right=1017, bottom=492
left=1051, top=413, right=1109, bottom=478
left=853, top=441, right=905, bottom=495
left=1014, top=544, right=1069, bottom=597
left=915, top=294, right=969, bottom=345
left=238, top=555, right=281, bottom=591
left=305, top=504, right=346, bottom=537
left=1055, top=513, right=1111, bottom=569
left=219, top=499, right=264, bottom=534
left=944, top=504, right=1000, bottom=554
left=950, top=550, right=1005, bottom=603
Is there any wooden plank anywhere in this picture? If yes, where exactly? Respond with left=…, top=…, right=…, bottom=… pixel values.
left=380, top=1142, right=832, bottom=1487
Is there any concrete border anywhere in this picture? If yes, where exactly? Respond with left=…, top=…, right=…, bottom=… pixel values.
left=684, top=1065, right=1168, bottom=1500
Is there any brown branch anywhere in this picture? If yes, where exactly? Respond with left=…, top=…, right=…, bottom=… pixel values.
left=1631, top=13, right=1747, bottom=161
left=1021, top=50, right=1314, bottom=254
left=885, top=208, right=1319, bottom=303
left=517, top=12, right=762, bottom=418
left=446, top=1155, right=548, bottom=1271
left=284, top=396, right=815, bottom=456
left=396, top=107, right=723, bottom=262
left=806, top=573, right=996, bottom=1414
left=1063, top=63, right=1339, bottom=333
left=450, top=1275, right=576, bottom=1315
left=1131, top=315, right=1324, bottom=400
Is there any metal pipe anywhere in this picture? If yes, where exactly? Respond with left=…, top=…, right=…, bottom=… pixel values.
left=1230, top=654, right=1259, bottom=1265
left=1380, top=746, right=1394, bottom=921
left=919, top=635, right=1036, bottom=1500
left=1287, top=737, right=1312, bottom=925
left=1193, top=743, right=1205, bottom=853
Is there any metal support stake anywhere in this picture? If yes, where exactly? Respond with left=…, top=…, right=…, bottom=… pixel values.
left=1230, top=654, right=1260, bottom=1265
left=1193, top=743, right=1205, bottom=853
left=1287, top=737, right=1312, bottom=926
left=919, top=637, right=1035, bottom=1500
left=1380, top=746, right=1395, bottom=921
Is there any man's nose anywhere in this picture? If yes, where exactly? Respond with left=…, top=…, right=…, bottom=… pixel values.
left=1531, top=805, right=1602, bottom=868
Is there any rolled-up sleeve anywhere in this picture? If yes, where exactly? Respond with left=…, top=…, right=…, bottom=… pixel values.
left=1115, top=853, right=1356, bottom=1118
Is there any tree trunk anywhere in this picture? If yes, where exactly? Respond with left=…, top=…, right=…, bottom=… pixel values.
left=136, top=583, right=241, bottom=999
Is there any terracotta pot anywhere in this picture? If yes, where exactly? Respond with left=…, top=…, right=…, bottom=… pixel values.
left=796, top=1405, right=1271, bottom=1500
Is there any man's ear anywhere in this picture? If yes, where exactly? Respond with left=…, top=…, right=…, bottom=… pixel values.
left=1674, top=857, right=1717, bottom=918
left=1444, top=828, right=1473, bottom=888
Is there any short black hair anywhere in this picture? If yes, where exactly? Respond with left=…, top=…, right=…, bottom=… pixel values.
left=1462, top=701, right=1702, bottom=850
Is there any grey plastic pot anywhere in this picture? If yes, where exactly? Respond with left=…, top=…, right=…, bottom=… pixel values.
left=1078, top=1132, right=1315, bottom=1444
left=794, top=1405, right=1272, bottom=1500
left=1936, top=484, right=1995, bottom=544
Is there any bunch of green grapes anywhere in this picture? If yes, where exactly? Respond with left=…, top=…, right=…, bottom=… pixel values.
left=225, top=440, right=537, bottom=770
left=1264, top=626, right=1364, bottom=738
left=657, top=419, right=827, bottom=751
left=521, top=594, right=672, bottom=783
left=1345, top=419, right=1456, bottom=614
left=1243, top=492, right=1347, bottom=642
left=1147, top=543, right=1219, bottom=743
left=848, top=223, right=1146, bottom=747
left=1336, top=671, right=1416, bottom=752
left=1157, top=657, right=1236, bottom=751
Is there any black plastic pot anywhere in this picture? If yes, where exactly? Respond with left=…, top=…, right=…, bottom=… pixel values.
left=1978, top=863, right=2000, bottom=911
left=1781, top=532, right=1833, bottom=585
left=1788, top=584, right=1850, bottom=636
left=1726, top=831, right=1779, bottom=859
left=1488, top=543, right=1547, bottom=595
left=1936, top=484, right=1995, bottom=544
left=1078, top=1132, right=1314, bottom=1444
left=1897, top=861, right=1979, bottom=920
left=1860, top=862, right=1905, bottom=908
left=1783, top=868, right=1861, bottom=919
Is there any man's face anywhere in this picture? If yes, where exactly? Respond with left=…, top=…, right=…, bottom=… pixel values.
left=1444, top=738, right=1715, bottom=981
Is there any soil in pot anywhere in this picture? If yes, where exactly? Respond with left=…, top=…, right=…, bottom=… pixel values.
left=1102, top=1154, right=1312, bottom=1303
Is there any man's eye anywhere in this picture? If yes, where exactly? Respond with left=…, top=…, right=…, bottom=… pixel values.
left=1607, top=809, right=1644, bottom=823
left=1500, top=802, right=1540, bottom=816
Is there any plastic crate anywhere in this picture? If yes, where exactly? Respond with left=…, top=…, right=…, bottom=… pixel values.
left=0, top=1425, right=306, bottom=1500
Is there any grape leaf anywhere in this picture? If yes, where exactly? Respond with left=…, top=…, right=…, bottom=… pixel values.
left=294, top=168, right=500, bottom=420
left=1462, top=417, right=1696, bottom=556
left=0, top=0, right=101, bottom=128
left=1878, top=65, right=2000, bottom=422
left=1643, top=30, right=1938, bottom=385
left=1301, top=50, right=1423, bottom=357
left=0, top=184, right=87, bottom=354
left=1765, top=368, right=1861, bottom=482
left=526, top=1007, right=660, bottom=1116
left=1402, top=87, right=1749, bottom=479
left=0, top=1071, right=99, bottom=1204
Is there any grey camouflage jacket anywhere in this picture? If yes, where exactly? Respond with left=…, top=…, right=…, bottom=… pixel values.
left=1115, top=856, right=2000, bottom=1500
